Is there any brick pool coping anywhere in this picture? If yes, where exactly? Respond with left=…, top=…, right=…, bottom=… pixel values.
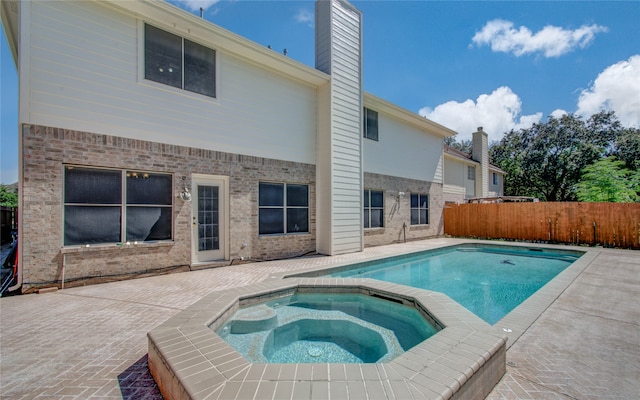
left=148, top=278, right=507, bottom=400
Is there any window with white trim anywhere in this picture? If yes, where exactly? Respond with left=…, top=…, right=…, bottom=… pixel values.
left=144, top=24, right=216, bottom=98
left=64, top=166, right=173, bottom=246
left=364, top=108, right=379, bottom=141
left=259, top=182, right=309, bottom=235
left=364, top=190, right=384, bottom=228
left=492, top=172, right=498, bottom=186
left=410, top=193, right=429, bottom=225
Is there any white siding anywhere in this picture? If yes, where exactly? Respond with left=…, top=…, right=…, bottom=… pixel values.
left=444, top=157, right=465, bottom=188
left=25, top=1, right=317, bottom=164
left=315, top=0, right=363, bottom=255
left=363, top=114, right=443, bottom=182
left=444, top=157, right=477, bottom=198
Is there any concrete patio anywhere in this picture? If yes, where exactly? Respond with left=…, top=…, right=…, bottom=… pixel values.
left=0, top=238, right=638, bottom=399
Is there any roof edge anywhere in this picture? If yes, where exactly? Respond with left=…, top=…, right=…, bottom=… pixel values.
left=102, top=0, right=329, bottom=87
left=364, top=92, right=456, bottom=138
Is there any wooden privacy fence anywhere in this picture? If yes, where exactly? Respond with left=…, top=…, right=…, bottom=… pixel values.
left=444, top=202, right=640, bottom=249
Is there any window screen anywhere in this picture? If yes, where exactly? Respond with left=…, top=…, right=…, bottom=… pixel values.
left=64, top=166, right=172, bottom=246
left=184, top=39, right=216, bottom=97
left=64, top=167, right=122, bottom=245
left=364, top=108, right=379, bottom=141
left=126, top=171, right=172, bottom=241
left=468, top=166, right=476, bottom=180
left=364, top=190, right=384, bottom=228
left=145, top=24, right=182, bottom=89
left=144, top=24, right=216, bottom=98
left=259, top=182, right=308, bottom=235
left=411, top=193, right=429, bottom=225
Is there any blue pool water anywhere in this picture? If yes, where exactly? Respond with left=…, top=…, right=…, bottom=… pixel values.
left=328, top=245, right=582, bottom=325
left=215, top=292, right=438, bottom=363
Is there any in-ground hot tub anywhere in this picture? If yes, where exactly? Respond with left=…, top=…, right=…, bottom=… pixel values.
left=148, top=279, right=507, bottom=400
left=216, top=291, right=439, bottom=364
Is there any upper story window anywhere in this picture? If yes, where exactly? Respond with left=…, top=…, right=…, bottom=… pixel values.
left=364, top=189, right=384, bottom=228
left=410, top=193, right=429, bottom=225
left=64, top=166, right=173, bottom=246
left=364, top=108, right=379, bottom=141
left=467, top=165, right=476, bottom=181
left=259, top=182, right=309, bottom=235
left=144, top=24, right=216, bottom=98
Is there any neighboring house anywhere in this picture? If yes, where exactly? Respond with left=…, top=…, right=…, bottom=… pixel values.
left=1, top=0, right=455, bottom=293
left=443, top=127, right=505, bottom=203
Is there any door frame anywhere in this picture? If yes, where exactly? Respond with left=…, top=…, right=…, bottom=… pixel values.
left=191, top=174, right=230, bottom=264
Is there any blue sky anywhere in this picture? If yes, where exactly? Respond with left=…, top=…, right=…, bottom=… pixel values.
left=2, top=1, right=639, bottom=184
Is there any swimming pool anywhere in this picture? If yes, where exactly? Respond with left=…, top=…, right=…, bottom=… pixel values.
left=316, top=244, right=583, bottom=325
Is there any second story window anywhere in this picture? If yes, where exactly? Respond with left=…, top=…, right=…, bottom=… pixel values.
left=144, top=24, right=216, bottom=98
left=467, top=166, right=476, bottom=181
left=364, top=108, right=379, bottom=141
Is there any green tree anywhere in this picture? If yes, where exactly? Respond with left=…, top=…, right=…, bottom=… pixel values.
left=489, top=111, right=629, bottom=201
left=576, top=157, right=639, bottom=202
left=444, top=136, right=472, bottom=155
left=0, top=185, right=18, bottom=208
left=613, top=126, right=640, bottom=170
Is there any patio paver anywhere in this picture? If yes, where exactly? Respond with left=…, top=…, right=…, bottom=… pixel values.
left=1, top=239, right=638, bottom=399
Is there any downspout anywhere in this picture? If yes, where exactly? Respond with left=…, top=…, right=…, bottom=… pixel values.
left=8, top=1, right=25, bottom=294
left=7, top=212, right=22, bottom=293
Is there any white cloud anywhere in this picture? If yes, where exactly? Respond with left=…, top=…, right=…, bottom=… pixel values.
left=295, top=9, right=314, bottom=27
left=576, top=55, right=640, bottom=127
left=550, top=109, right=569, bottom=119
left=174, top=0, right=220, bottom=13
left=472, top=19, right=607, bottom=58
left=419, top=86, right=542, bottom=141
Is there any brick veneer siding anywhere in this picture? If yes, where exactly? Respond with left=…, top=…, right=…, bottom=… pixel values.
left=363, top=172, right=444, bottom=247
left=20, top=124, right=316, bottom=292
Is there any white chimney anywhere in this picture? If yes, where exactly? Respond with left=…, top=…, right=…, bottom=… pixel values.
left=472, top=127, right=489, bottom=198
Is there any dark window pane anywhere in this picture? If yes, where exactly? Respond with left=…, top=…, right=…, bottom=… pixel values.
left=184, top=39, right=216, bottom=97
left=145, top=24, right=182, bottom=89
left=287, top=208, right=308, bottom=233
left=65, top=167, right=121, bottom=204
left=364, top=108, right=378, bottom=141
left=421, top=209, right=428, bottom=225
left=370, top=191, right=383, bottom=208
left=411, top=193, right=419, bottom=208
left=364, top=210, right=370, bottom=228
left=126, top=207, right=172, bottom=241
left=127, top=172, right=172, bottom=205
left=64, top=206, right=121, bottom=245
left=370, top=209, right=383, bottom=228
left=259, top=183, right=284, bottom=206
left=259, top=208, right=284, bottom=234
left=411, top=209, right=419, bottom=225
left=420, top=194, right=428, bottom=209
left=287, top=184, right=308, bottom=207
left=364, top=190, right=369, bottom=207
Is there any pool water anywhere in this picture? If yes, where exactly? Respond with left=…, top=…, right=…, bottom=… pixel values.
left=329, top=245, right=582, bottom=325
left=215, top=292, right=438, bottom=363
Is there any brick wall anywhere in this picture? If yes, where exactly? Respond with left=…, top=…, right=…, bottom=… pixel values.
left=21, top=124, right=316, bottom=291
left=363, top=172, right=444, bottom=247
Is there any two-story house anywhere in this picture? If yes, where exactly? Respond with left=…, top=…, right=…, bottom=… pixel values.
left=443, top=127, right=505, bottom=204
left=2, top=0, right=457, bottom=293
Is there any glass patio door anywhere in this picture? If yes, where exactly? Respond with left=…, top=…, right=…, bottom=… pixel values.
left=192, top=176, right=226, bottom=262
